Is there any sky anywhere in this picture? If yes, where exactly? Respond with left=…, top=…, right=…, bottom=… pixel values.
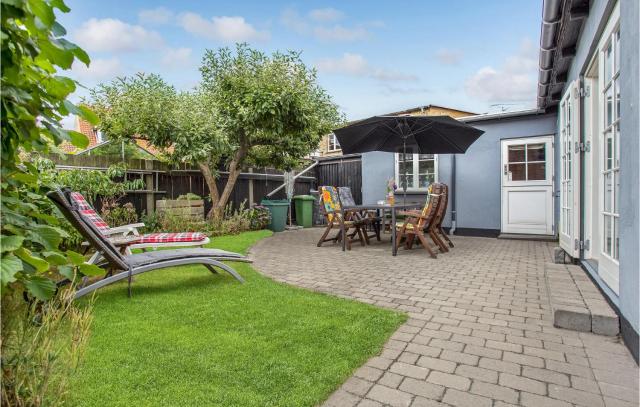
left=59, top=0, right=543, bottom=128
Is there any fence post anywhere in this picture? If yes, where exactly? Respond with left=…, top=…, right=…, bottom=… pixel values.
left=248, top=167, right=254, bottom=206
left=144, top=160, right=155, bottom=214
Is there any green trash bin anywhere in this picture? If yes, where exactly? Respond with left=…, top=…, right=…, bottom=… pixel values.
left=260, top=199, right=289, bottom=232
left=293, top=195, right=315, bottom=228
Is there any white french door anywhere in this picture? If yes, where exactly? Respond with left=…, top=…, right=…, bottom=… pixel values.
left=558, top=80, right=581, bottom=257
left=596, top=4, right=621, bottom=294
left=501, top=136, right=554, bottom=235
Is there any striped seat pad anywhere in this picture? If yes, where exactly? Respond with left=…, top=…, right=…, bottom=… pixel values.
left=137, top=232, right=207, bottom=244
left=69, top=192, right=110, bottom=233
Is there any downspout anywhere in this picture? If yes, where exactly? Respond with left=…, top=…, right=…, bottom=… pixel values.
left=450, top=154, right=457, bottom=235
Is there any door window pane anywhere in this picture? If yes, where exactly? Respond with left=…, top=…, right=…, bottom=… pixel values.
left=604, top=172, right=612, bottom=212
left=528, top=163, right=546, bottom=180
left=605, top=131, right=613, bottom=169
left=614, top=172, right=619, bottom=212
left=527, top=143, right=546, bottom=161
left=604, top=42, right=612, bottom=83
left=605, top=86, right=613, bottom=126
left=613, top=217, right=619, bottom=260
left=508, top=164, right=526, bottom=181
left=508, top=145, right=525, bottom=162
left=604, top=216, right=612, bottom=255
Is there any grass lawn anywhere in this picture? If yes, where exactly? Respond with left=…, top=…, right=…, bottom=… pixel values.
left=70, top=230, right=406, bottom=406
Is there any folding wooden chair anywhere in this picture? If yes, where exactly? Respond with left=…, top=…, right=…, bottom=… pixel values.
left=394, top=183, right=444, bottom=258
left=338, top=187, right=381, bottom=243
left=317, top=186, right=367, bottom=250
left=433, top=184, right=454, bottom=249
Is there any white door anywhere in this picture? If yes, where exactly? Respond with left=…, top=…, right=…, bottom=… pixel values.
left=558, top=80, right=581, bottom=257
left=596, top=7, right=621, bottom=294
left=501, top=136, right=554, bottom=235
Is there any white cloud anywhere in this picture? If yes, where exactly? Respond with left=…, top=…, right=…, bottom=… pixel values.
left=316, top=53, right=368, bottom=75
left=138, top=7, right=173, bottom=25
left=161, top=47, right=192, bottom=68
left=178, top=12, right=269, bottom=42
left=464, top=39, right=538, bottom=103
left=308, top=8, right=344, bottom=23
left=73, top=18, right=163, bottom=52
left=71, top=57, right=123, bottom=82
left=280, top=7, right=375, bottom=42
left=314, top=25, right=369, bottom=42
left=436, top=48, right=462, bottom=65
left=316, top=53, right=417, bottom=82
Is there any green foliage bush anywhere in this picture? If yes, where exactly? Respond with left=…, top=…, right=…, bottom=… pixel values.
left=141, top=201, right=270, bottom=236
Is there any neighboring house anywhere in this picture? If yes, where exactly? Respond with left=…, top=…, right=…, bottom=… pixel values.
left=537, top=0, right=638, bottom=360
left=316, top=105, right=476, bottom=157
left=61, top=117, right=165, bottom=158
left=360, top=0, right=639, bottom=360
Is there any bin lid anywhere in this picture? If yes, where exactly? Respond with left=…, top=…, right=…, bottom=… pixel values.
left=260, top=199, right=290, bottom=206
left=293, top=195, right=315, bottom=201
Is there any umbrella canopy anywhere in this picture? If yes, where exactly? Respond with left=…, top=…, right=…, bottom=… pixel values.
left=333, top=115, right=484, bottom=155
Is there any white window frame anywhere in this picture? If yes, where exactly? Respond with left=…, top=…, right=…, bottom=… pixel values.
left=327, top=133, right=341, bottom=152
left=394, top=150, right=438, bottom=192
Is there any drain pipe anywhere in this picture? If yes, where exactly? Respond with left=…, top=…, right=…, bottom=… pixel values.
left=450, top=154, right=457, bottom=235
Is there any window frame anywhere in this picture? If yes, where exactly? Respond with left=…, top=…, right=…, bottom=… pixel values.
left=394, top=149, right=438, bottom=192
left=327, top=133, right=341, bottom=152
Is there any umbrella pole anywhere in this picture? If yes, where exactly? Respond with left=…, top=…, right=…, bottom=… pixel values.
left=402, top=139, right=407, bottom=205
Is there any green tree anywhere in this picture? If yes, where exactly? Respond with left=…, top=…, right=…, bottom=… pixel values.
left=1, top=0, right=102, bottom=299
left=89, top=44, right=343, bottom=218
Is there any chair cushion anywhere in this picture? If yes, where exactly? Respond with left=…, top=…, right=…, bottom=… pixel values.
left=138, top=232, right=207, bottom=244
left=125, top=248, right=244, bottom=268
left=69, top=192, right=111, bottom=234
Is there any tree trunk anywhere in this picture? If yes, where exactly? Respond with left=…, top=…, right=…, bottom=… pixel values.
left=211, top=146, right=247, bottom=219
left=199, top=162, right=221, bottom=219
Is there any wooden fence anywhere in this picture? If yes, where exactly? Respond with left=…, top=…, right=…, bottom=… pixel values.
left=49, top=155, right=316, bottom=217
left=314, top=154, right=363, bottom=204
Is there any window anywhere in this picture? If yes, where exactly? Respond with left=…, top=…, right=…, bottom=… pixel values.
left=327, top=133, right=340, bottom=152
left=506, top=142, right=547, bottom=182
left=395, top=151, right=437, bottom=190
left=601, top=26, right=620, bottom=261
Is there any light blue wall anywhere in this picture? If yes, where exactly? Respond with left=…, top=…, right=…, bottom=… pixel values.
left=618, top=0, right=639, bottom=338
left=361, top=113, right=558, bottom=231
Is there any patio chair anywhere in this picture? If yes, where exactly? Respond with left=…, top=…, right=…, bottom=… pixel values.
left=317, top=186, right=367, bottom=250
left=48, top=188, right=249, bottom=299
left=394, top=183, right=445, bottom=258
left=338, top=187, right=381, bottom=242
left=68, top=191, right=209, bottom=263
left=433, top=184, right=454, bottom=249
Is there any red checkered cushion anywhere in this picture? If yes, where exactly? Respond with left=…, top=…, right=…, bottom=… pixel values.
left=138, top=232, right=207, bottom=244
left=69, top=192, right=110, bottom=234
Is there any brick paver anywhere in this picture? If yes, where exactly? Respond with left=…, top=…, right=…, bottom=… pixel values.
left=251, top=229, right=639, bottom=406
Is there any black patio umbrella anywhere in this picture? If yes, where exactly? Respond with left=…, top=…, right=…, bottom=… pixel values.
left=333, top=115, right=484, bottom=201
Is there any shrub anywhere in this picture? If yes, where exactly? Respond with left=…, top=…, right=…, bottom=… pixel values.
left=141, top=200, right=270, bottom=236
left=176, top=193, right=201, bottom=200
left=1, top=288, right=93, bottom=407
left=100, top=200, right=138, bottom=227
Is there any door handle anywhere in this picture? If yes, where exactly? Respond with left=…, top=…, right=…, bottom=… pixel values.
left=504, top=164, right=508, bottom=175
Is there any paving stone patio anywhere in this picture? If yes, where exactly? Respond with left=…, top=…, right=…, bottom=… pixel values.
left=250, top=229, right=639, bottom=407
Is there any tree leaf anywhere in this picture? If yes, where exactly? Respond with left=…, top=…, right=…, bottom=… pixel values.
left=1, top=235, right=25, bottom=253
left=1, top=254, right=23, bottom=286
left=24, top=275, right=57, bottom=300
left=67, top=130, right=89, bottom=149
left=58, top=265, right=75, bottom=280
left=78, top=263, right=104, bottom=277
left=66, top=250, right=86, bottom=266
left=15, top=248, right=50, bottom=273
left=28, top=224, right=63, bottom=250
left=43, top=251, right=68, bottom=265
